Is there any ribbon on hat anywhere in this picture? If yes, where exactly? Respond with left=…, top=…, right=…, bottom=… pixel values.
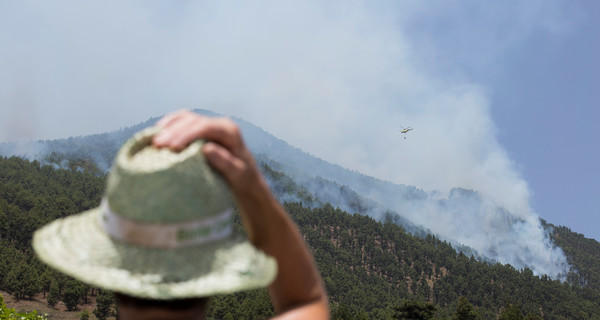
left=99, top=198, right=233, bottom=249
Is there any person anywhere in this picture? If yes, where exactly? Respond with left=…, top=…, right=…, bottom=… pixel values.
left=33, top=110, right=329, bottom=319
left=152, top=110, right=330, bottom=319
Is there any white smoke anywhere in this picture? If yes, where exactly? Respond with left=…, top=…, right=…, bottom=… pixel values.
left=0, top=1, right=580, bottom=278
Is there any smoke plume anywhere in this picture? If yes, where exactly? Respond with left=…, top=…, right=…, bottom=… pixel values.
left=0, top=1, right=579, bottom=278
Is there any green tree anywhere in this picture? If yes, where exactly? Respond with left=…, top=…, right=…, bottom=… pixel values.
left=452, top=296, right=480, bottom=320
left=78, top=283, right=91, bottom=304
left=4, top=261, right=41, bottom=300
left=393, top=300, right=436, bottom=320
left=62, top=280, right=84, bottom=311
left=39, top=270, right=53, bottom=298
left=331, top=303, right=353, bottom=320
left=93, top=290, right=114, bottom=320
left=47, top=279, right=60, bottom=308
left=498, top=304, right=524, bottom=320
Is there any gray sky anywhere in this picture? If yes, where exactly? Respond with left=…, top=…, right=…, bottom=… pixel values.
left=1, top=1, right=598, bottom=241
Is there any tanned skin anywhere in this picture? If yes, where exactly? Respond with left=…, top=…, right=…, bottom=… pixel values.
left=116, top=110, right=329, bottom=320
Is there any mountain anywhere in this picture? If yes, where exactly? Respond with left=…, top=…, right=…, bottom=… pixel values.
left=1, top=107, right=600, bottom=318
left=0, top=108, right=425, bottom=231
left=0, top=109, right=586, bottom=279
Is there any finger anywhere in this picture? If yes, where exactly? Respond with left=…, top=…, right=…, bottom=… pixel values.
left=154, top=114, right=248, bottom=160
left=154, top=115, right=207, bottom=151
left=194, top=118, right=247, bottom=157
left=155, top=109, right=195, bottom=128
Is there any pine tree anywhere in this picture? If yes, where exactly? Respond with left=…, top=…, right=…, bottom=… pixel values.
left=393, top=300, right=436, bottom=320
left=62, top=280, right=83, bottom=311
left=22, top=264, right=41, bottom=300
left=498, top=304, right=524, bottom=320
left=4, top=261, right=41, bottom=300
left=93, top=290, right=114, bottom=320
left=47, top=279, right=60, bottom=308
left=40, top=270, right=53, bottom=298
left=452, top=296, right=480, bottom=320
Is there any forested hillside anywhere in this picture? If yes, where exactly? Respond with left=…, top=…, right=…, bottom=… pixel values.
left=0, top=109, right=574, bottom=281
left=2, top=156, right=600, bottom=319
left=546, top=221, right=600, bottom=291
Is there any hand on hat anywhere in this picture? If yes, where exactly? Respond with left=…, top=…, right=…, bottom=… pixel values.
left=153, top=110, right=261, bottom=196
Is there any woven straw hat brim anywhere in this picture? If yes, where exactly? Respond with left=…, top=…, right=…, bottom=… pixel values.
left=33, top=207, right=277, bottom=300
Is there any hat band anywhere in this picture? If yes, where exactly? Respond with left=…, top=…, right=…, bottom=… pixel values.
left=99, top=199, right=233, bottom=249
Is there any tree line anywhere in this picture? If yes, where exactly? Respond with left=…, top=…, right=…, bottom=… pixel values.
left=2, top=156, right=600, bottom=319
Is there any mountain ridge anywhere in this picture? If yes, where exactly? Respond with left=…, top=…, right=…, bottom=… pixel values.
left=0, top=108, right=581, bottom=280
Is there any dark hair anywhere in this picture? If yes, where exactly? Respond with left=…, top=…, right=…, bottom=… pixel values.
left=114, top=293, right=209, bottom=311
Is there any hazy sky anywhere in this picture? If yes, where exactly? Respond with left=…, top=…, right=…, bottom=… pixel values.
left=1, top=1, right=598, bottom=241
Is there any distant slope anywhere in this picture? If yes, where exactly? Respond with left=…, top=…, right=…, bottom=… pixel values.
left=235, top=114, right=429, bottom=217
left=0, top=108, right=427, bottom=232
left=0, top=108, right=582, bottom=280
left=0, top=120, right=152, bottom=173
left=546, top=221, right=600, bottom=291
left=230, top=113, right=571, bottom=279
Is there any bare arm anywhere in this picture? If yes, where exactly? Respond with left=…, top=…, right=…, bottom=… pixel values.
left=153, top=110, right=329, bottom=319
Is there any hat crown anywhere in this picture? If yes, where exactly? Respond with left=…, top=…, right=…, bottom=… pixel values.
left=104, top=127, right=233, bottom=224
left=33, top=125, right=277, bottom=299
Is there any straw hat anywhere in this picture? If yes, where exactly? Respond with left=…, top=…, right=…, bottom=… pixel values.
left=33, top=127, right=277, bottom=299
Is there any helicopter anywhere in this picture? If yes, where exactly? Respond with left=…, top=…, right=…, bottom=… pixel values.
left=400, top=126, right=413, bottom=139
left=400, top=126, right=413, bottom=134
